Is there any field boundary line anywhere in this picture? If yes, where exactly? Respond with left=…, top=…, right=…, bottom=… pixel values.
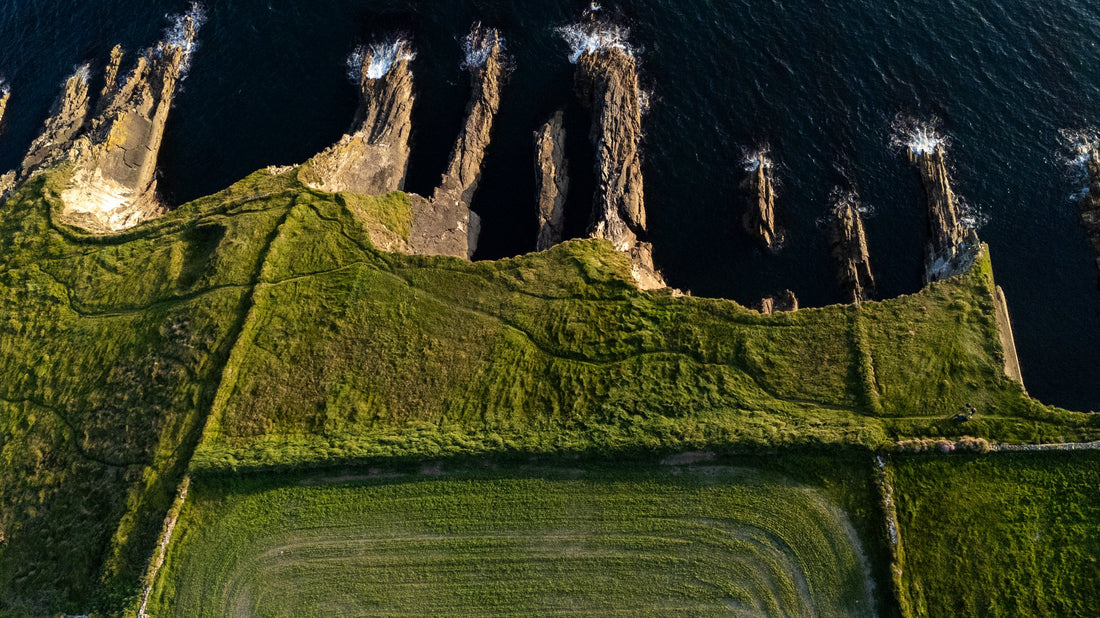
left=137, top=475, right=191, bottom=618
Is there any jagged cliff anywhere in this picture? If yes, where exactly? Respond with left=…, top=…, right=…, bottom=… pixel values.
left=406, top=26, right=505, bottom=259
left=1080, top=148, right=1100, bottom=282
left=575, top=43, right=664, bottom=290
left=22, top=66, right=91, bottom=172
left=758, top=289, right=799, bottom=315
left=300, top=41, right=415, bottom=197
left=830, top=193, right=875, bottom=303
left=55, top=10, right=203, bottom=233
left=909, top=143, right=977, bottom=282
left=742, top=153, right=783, bottom=250
left=535, top=111, right=568, bottom=250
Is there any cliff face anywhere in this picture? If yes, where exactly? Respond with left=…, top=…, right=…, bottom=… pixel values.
left=576, top=47, right=646, bottom=247
left=407, top=27, right=505, bottom=260
left=1081, top=149, right=1100, bottom=282
left=830, top=194, right=875, bottom=303
left=576, top=46, right=664, bottom=290
left=910, top=144, right=977, bottom=282
left=535, top=111, right=568, bottom=251
left=741, top=155, right=782, bottom=250
left=55, top=11, right=203, bottom=233
left=758, top=289, right=799, bottom=315
left=300, top=42, right=415, bottom=196
left=21, top=66, right=92, bottom=172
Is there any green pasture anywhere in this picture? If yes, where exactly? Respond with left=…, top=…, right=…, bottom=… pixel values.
left=148, top=461, right=885, bottom=617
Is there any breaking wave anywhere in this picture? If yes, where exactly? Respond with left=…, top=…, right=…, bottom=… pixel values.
left=891, top=116, right=948, bottom=156
left=347, top=39, right=415, bottom=82
left=557, top=22, right=632, bottom=64
left=70, top=63, right=92, bottom=84
left=159, top=2, right=207, bottom=76
left=741, top=148, right=773, bottom=173
left=462, top=23, right=503, bottom=69
left=1058, top=128, right=1099, bottom=201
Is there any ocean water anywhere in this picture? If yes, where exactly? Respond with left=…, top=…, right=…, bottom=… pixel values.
left=1, top=0, right=1099, bottom=411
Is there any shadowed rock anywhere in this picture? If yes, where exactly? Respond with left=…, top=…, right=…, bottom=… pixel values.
left=829, top=193, right=875, bottom=303
left=741, top=153, right=783, bottom=250
left=908, top=142, right=978, bottom=283
left=407, top=26, right=506, bottom=260
left=575, top=41, right=664, bottom=290
left=1080, top=148, right=1100, bottom=283
left=57, top=8, right=204, bottom=233
left=535, top=111, right=568, bottom=251
left=300, top=41, right=415, bottom=196
left=21, top=66, right=92, bottom=172
left=758, top=289, right=799, bottom=315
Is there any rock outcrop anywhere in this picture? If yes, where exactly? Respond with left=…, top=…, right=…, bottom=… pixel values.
left=829, top=193, right=875, bottom=303
left=54, top=8, right=205, bottom=233
left=758, top=289, right=799, bottom=315
left=741, top=152, right=783, bottom=250
left=575, top=40, right=664, bottom=290
left=407, top=26, right=505, bottom=260
left=908, top=142, right=978, bottom=283
left=535, top=111, right=568, bottom=251
left=1080, top=148, right=1100, bottom=282
left=0, top=85, right=10, bottom=133
left=0, top=85, right=13, bottom=197
left=22, top=65, right=92, bottom=172
left=300, top=41, right=415, bottom=197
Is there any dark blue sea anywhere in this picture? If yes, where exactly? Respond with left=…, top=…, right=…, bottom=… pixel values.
left=1, top=0, right=1099, bottom=412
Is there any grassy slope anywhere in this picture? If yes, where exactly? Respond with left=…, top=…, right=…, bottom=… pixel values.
left=891, top=452, right=1100, bottom=617
left=0, top=168, right=1094, bottom=613
left=147, top=459, right=882, bottom=617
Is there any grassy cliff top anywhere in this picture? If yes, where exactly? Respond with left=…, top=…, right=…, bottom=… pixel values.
left=0, top=167, right=1096, bottom=614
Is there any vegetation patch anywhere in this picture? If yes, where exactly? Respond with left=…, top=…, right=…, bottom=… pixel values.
left=148, top=460, right=882, bottom=617
left=891, top=452, right=1100, bottom=617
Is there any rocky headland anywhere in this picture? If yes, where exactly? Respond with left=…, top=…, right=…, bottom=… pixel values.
left=21, top=65, right=91, bottom=172
left=830, top=192, right=875, bottom=303
left=300, top=41, right=415, bottom=197
left=535, top=111, right=568, bottom=251
left=907, top=138, right=978, bottom=283
left=741, top=151, right=783, bottom=251
left=574, top=35, right=665, bottom=290
left=1080, top=147, right=1100, bottom=282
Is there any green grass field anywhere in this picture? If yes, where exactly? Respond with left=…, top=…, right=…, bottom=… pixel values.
left=891, top=451, right=1100, bottom=617
left=0, top=165, right=1096, bottom=614
left=147, top=461, right=884, bottom=617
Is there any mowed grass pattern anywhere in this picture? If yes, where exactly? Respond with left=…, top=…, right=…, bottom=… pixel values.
left=149, top=467, right=877, bottom=616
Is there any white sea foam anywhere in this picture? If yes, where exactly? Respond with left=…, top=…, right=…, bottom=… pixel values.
left=890, top=116, right=948, bottom=156
left=1058, top=128, right=1100, bottom=201
left=741, top=148, right=773, bottom=173
left=557, top=23, right=632, bottom=64
left=158, top=3, right=206, bottom=76
left=462, top=24, right=503, bottom=69
left=0, top=77, right=7, bottom=95
left=71, top=63, right=92, bottom=84
left=348, top=39, right=415, bottom=82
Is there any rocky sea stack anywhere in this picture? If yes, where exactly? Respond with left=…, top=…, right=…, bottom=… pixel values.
left=829, top=192, right=875, bottom=303
left=1080, top=147, right=1100, bottom=283
left=575, top=35, right=664, bottom=290
left=535, top=111, right=569, bottom=251
left=741, top=151, right=783, bottom=251
left=907, top=137, right=978, bottom=283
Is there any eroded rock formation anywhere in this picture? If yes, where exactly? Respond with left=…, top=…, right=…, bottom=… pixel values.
left=1080, top=148, right=1100, bottom=282
left=408, top=26, right=506, bottom=259
left=300, top=41, right=415, bottom=197
left=535, top=111, right=568, bottom=250
left=0, top=86, right=10, bottom=133
left=742, top=153, right=783, bottom=251
left=575, top=40, right=664, bottom=290
left=22, top=66, right=92, bottom=172
left=758, top=289, right=799, bottom=315
left=908, top=142, right=978, bottom=283
left=55, top=9, right=204, bottom=233
left=829, top=193, right=875, bottom=303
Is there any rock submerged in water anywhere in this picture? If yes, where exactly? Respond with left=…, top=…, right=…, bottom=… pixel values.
left=1080, top=148, right=1100, bottom=284
left=741, top=152, right=783, bottom=251
left=574, top=38, right=665, bottom=290
left=829, top=192, right=875, bottom=303
left=908, top=141, right=978, bottom=283
left=535, top=111, right=568, bottom=251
